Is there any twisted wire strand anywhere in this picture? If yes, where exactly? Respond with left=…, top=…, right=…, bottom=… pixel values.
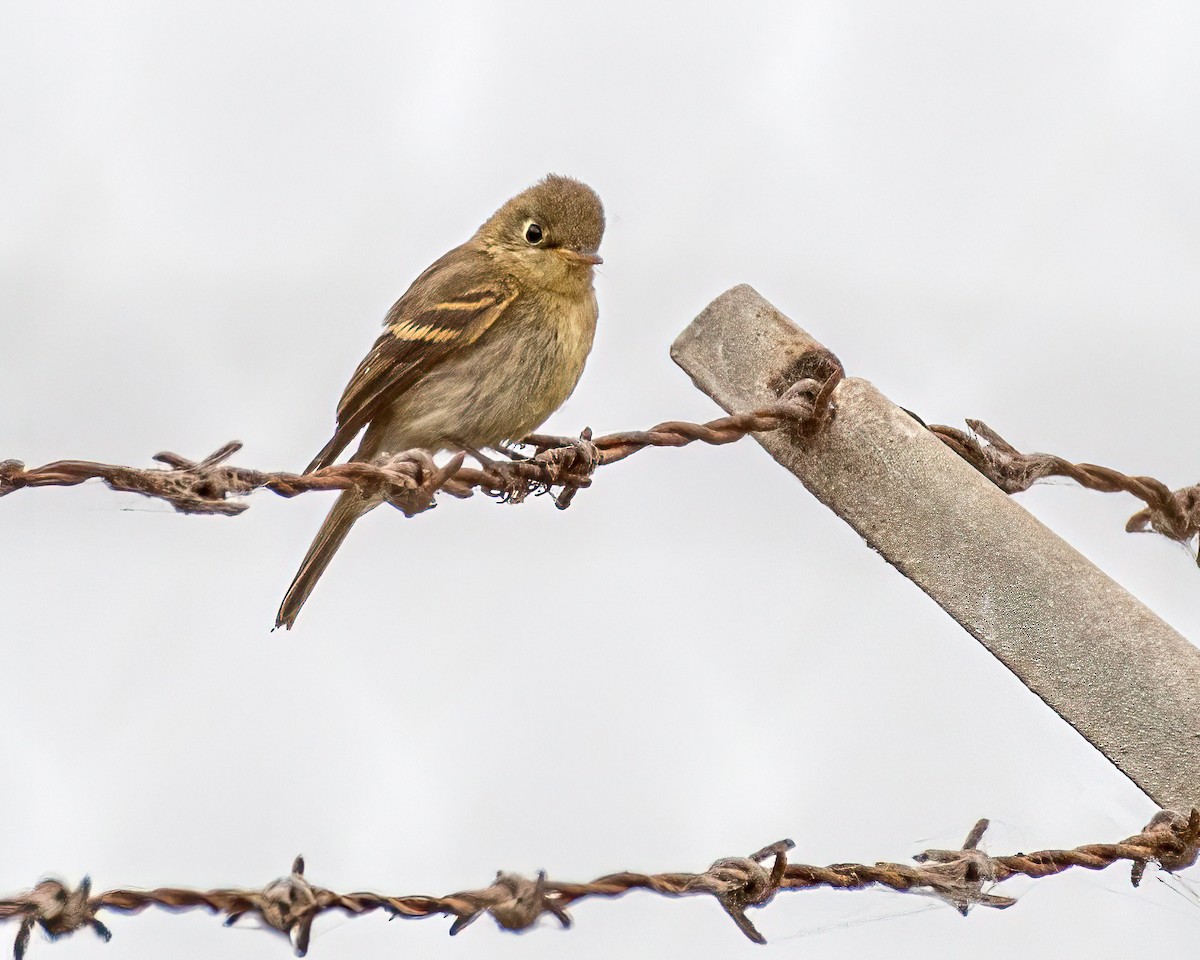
left=930, top=420, right=1200, bottom=554
left=1, top=365, right=1196, bottom=558
left=1, top=811, right=1195, bottom=958
left=0, top=401, right=816, bottom=518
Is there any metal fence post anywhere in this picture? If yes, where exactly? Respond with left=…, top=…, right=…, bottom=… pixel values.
left=672, top=284, right=1200, bottom=811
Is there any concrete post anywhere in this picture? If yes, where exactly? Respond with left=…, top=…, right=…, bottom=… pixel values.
left=672, top=284, right=1200, bottom=811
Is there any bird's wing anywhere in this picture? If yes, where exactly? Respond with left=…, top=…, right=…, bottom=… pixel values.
left=305, top=246, right=518, bottom=472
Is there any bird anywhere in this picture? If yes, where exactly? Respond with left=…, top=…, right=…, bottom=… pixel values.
left=275, top=174, right=605, bottom=629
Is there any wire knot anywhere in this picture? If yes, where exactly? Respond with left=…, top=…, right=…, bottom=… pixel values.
left=5, top=877, right=111, bottom=960
left=1129, top=809, right=1200, bottom=885
left=773, top=345, right=845, bottom=439
left=224, top=856, right=321, bottom=957
left=913, top=819, right=1016, bottom=914
left=371, top=450, right=465, bottom=517
left=520, top=430, right=601, bottom=509
left=149, top=442, right=259, bottom=513
left=0, top=460, right=25, bottom=496
left=447, top=870, right=570, bottom=936
left=689, top=839, right=794, bottom=944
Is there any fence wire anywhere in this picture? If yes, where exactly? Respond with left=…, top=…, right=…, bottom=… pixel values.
left=1, top=367, right=1197, bottom=558
left=3, top=367, right=1199, bottom=956
left=0, top=402, right=823, bottom=517
left=1, top=810, right=1195, bottom=958
left=928, top=419, right=1200, bottom=553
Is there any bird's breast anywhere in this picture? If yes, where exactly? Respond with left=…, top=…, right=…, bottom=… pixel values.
left=500, top=287, right=598, bottom=434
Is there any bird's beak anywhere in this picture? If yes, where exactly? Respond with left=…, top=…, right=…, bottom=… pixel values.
left=556, top=249, right=603, bottom=266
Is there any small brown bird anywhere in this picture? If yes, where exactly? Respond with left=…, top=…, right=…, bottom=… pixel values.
left=276, top=175, right=605, bottom=629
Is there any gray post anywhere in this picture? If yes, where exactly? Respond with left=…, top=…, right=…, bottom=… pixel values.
left=672, top=284, right=1200, bottom=811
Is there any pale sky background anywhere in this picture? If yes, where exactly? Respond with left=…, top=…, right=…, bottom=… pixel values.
left=2, top=2, right=1200, bottom=958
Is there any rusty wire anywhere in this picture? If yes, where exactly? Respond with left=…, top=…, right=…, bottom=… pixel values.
left=1, top=357, right=1197, bottom=560
left=0, top=395, right=825, bottom=518
left=930, top=419, right=1200, bottom=558
left=1, top=810, right=1195, bottom=958
left=0, top=351, right=843, bottom=518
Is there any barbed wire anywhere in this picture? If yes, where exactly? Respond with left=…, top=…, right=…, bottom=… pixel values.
left=1, top=363, right=1196, bottom=558
left=0, top=400, right=826, bottom=518
left=0, top=352, right=843, bottom=517
left=930, top=419, right=1200, bottom=556
left=1, top=810, right=1195, bottom=958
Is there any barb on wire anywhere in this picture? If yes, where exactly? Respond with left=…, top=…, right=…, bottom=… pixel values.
left=930, top=419, right=1200, bottom=560
left=1, top=811, right=1196, bottom=957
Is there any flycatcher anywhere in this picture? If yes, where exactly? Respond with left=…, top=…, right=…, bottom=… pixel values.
left=276, top=174, right=605, bottom=629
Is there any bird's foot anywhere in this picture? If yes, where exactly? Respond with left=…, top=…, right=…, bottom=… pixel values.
left=490, top=440, right=534, bottom=462
left=446, top=437, right=501, bottom=471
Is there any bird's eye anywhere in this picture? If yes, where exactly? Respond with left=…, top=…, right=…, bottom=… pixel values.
left=524, top=222, right=544, bottom=245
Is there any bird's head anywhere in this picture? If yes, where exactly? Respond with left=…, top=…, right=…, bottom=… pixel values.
left=476, top=174, right=605, bottom=290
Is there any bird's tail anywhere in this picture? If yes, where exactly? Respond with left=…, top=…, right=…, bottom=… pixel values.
left=275, top=490, right=374, bottom=630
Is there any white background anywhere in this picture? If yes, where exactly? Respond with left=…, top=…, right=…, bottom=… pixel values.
left=3, top=2, right=1199, bottom=958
